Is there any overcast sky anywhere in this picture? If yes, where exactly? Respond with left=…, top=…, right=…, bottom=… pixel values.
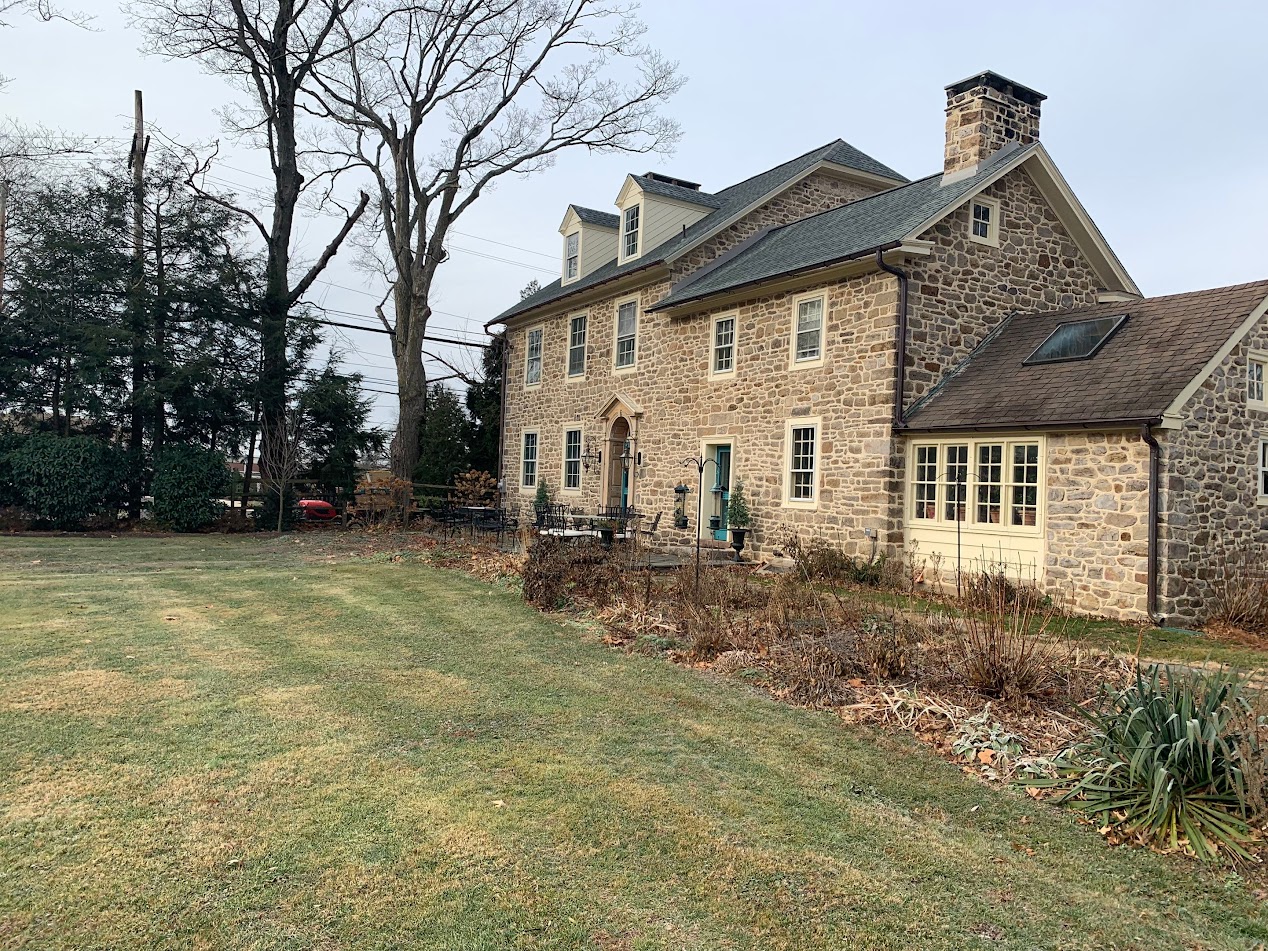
left=4, top=0, right=1267, bottom=431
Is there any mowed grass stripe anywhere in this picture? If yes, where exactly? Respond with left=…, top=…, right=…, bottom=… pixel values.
left=0, top=535, right=1263, bottom=950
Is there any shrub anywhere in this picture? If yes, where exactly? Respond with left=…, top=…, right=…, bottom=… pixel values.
left=522, top=535, right=619, bottom=610
left=855, top=611, right=920, bottom=681
left=0, top=432, right=26, bottom=509
left=151, top=444, right=230, bottom=532
left=726, top=479, right=751, bottom=528
left=533, top=477, right=552, bottom=509
left=962, top=567, right=1050, bottom=614
left=1205, top=539, right=1268, bottom=632
left=940, top=571, right=1068, bottom=702
left=1050, top=665, right=1259, bottom=863
left=451, top=469, right=498, bottom=507
left=9, top=434, right=124, bottom=529
left=784, top=535, right=900, bottom=589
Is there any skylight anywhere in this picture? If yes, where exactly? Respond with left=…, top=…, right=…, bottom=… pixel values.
left=1024, top=314, right=1128, bottom=365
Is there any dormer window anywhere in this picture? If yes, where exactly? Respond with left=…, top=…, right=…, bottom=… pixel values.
left=969, top=197, right=999, bottom=247
left=564, top=232, right=579, bottom=282
left=622, top=204, right=640, bottom=259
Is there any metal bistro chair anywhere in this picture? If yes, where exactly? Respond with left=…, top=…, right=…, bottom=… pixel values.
left=474, top=507, right=514, bottom=546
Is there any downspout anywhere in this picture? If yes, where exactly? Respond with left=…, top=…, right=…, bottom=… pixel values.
left=1140, top=423, right=1165, bottom=626
left=496, top=333, right=508, bottom=506
left=876, top=248, right=910, bottom=428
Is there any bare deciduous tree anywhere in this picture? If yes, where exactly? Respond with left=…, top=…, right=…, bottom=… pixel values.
left=129, top=0, right=371, bottom=465
left=310, top=0, right=683, bottom=478
left=259, top=405, right=306, bottom=532
left=0, top=1, right=93, bottom=88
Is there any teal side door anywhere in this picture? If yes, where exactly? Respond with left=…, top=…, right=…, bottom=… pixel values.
left=621, top=439, right=630, bottom=512
left=711, top=445, right=732, bottom=541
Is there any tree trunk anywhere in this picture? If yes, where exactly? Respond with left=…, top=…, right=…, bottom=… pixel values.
left=151, top=197, right=166, bottom=453
left=127, top=91, right=147, bottom=520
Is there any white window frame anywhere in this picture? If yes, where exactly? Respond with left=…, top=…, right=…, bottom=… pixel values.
left=1250, top=350, right=1268, bottom=411
left=1258, top=439, right=1268, bottom=505
left=621, top=203, right=641, bottom=261
left=520, top=430, right=539, bottom=491
left=562, top=428, right=583, bottom=493
left=614, top=296, right=639, bottom=372
left=523, top=325, right=544, bottom=388
left=789, top=291, right=827, bottom=370
left=567, top=313, right=588, bottom=379
left=563, top=231, right=580, bottom=284
left=907, top=436, right=1044, bottom=535
left=710, top=313, right=737, bottom=379
left=969, top=196, right=1001, bottom=248
left=783, top=417, right=821, bottom=509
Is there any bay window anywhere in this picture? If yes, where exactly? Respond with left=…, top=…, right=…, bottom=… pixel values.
left=910, top=438, right=1042, bottom=531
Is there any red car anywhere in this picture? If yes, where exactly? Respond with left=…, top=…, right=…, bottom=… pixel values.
left=298, top=499, right=339, bottom=521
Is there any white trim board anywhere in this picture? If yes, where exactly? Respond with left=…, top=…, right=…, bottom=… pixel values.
left=1164, top=291, right=1268, bottom=419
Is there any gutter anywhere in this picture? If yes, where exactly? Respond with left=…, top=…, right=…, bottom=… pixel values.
left=876, top=248, right=909, bottom=428
left=1140, top=423, right=1166, bottom=626
left=648, top=240, right=902, bottom=315
left=900, top=415, right=1161, bottom=435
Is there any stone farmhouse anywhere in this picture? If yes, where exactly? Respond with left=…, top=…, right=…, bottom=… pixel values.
left=487, top=70, right=1268, bottom=625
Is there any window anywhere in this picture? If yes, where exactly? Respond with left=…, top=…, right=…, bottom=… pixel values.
left=563, top=429, right=582, bottom=490
left=622, top=204, right=640, bottom=258
left=969, top=197, right=999, bottom=246
left=942, top=444, right=969, bottom=522
left=712, top=315, right=736, bottom=375
left=793, top=294, right=824, bottom=364
left=1258, top=440, right=1268, bottom=500
left=913, top=445, right=938, bottom=520
left=568, top=314, right=587, bottom=377
left=524, top=326, right=543, bottom=386
left=910, top=439, right=1041, bottom=530
left=521, top=432, right=538, bottom=488
left=564, top=232, right=579, bottom=281
left=1250, top=352, right=1268, bottom=408
left=1010, top=443, right=1040, bottom=526
left=975, top=443, right=1004, bottom=524
left=1025, top=314, right=1128, bottom=365
left=615, top=300, right=638, bottom=369
left=789, top=425, right=817, bottom=501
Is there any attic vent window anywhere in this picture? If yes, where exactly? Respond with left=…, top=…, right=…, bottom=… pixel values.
left=1024, top=314, right=1128, bottom=365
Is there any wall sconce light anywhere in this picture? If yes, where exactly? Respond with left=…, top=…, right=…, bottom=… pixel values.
left=581, top=436, right=602, bottom=472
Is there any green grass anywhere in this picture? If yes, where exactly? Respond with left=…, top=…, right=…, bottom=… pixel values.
left=1, top=535, right=1265, bottom=950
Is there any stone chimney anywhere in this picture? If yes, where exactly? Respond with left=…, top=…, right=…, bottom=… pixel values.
left=943, top=71, right=1045, bottom=182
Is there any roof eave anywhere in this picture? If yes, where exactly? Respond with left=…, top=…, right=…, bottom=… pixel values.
left=899, top=415, right=1164, bottom=434
left=485, top=260, right=669, bottom=329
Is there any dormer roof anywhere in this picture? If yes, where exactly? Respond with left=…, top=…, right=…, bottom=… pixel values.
left=563, top=204, right=619, bottom=230
left=491, top=138, right=909, bottom=326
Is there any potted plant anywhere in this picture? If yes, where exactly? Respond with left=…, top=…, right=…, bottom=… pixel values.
left=595, top=517, right=619, bottom=548
left=726, top=479, right=752, bottom=559
left=532, top=478, right=552, bottom=527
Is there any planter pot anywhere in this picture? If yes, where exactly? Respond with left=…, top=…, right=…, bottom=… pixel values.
left=598, top=527, right=615, bottom=548
left=729, top=527, right=749, bottom=560
left=708, top=515, right=722, bottom=531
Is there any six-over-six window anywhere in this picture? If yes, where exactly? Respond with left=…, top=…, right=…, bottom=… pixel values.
left=912, top=439, right=1041, bottom=528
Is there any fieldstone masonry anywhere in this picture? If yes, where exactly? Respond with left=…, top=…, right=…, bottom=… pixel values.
left=944, top=73, right=1044, bottom=178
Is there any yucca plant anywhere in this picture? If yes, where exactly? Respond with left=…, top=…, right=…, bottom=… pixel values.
left=1049, top=665, right=1257, bottom=862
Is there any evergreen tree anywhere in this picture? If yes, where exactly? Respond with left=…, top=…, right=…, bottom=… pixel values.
left=414, top=383, right=470, bottom=486
left=465, top=331, right=504, bottom=476
left=297, top=356, right=385, bottom=496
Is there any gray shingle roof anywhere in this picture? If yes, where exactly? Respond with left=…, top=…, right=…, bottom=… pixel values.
left=903, top=280, right=1268, bottom=430
left=631, top=175, right=723, bottom=208
left=569, top=205, right=619, bottom=229
left=651, top=144, right=1032, bottom=311
left=491, top=139, right=909, bottom=325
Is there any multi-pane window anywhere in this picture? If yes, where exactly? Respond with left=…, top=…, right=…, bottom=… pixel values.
left=622, top=205, right=640, bottom=258
left=794, top=296, right=824, bottom=363
left=713, top=315, right=735, bottom=374
left=615, top=300, right=638, bottom=368
left=914, top=445, right=938, bottom=519
left=975, top=444, right=1004, bottom=524
left=568, top=315, right=587, bottom=377
left=911, top=440, right=1040, bottom=530
left=789, top=426, right=817, bottom=501
left=1010, top=443, right=1040, bottom=526
left=524, top=327, right=543, bottom=385
left=1250, top=357, right=1266, bottom=405
left=564, top=429, right=582, bottom=490
left=565, top=232, right=579, bottom=280
left=942, top=444, right=969, bottom=522
left=1259, top=440, right=1268, bottom=498
left=970, top=198, right=998, bottom=245
left=521, top=432, right=538, bottom=487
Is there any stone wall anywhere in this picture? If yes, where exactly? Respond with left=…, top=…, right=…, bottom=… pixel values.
left=1159, top=315, right=1268, bottom=623
left=904, top=169, right=1101, bottom=407
left=1044, top=431, right=1152, bottom=619
left=500, top=270, right=902, bottom=560
left=944, top=76, right=1042, bottom=177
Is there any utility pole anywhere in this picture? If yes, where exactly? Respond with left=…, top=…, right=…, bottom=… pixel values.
left=127, top=90, right=149, bottom=520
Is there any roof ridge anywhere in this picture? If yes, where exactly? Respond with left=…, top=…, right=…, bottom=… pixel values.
left=757, top=169, right=946, bottom=239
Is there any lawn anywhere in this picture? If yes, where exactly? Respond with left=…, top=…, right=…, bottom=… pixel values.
left=1, top=534, right=1265, bottom=950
